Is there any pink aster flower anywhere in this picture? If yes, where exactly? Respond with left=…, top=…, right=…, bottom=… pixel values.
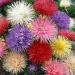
left=31, top=16, right=58, bottom=42
left=0, top=41, right=6, bottom=57
left=43, top=60, right=69, bottom=75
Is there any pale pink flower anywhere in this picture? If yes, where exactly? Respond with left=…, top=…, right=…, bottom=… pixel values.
left=0, top=41, right=6, bottom=57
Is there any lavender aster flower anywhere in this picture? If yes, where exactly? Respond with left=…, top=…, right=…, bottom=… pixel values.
left=28, top=64, right=37, bottom=73
left=52, top=11, right=70, bottom=29
left=6, top=25, right=33, bottom=53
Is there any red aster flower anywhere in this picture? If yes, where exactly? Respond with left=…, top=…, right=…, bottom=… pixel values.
left=27, top=40, right=52, bottom=64
left=33, top=0, right=58, bottom=16
left=0, top=16, right=9, bottom=36
left=59, top=30, right=75, bottom=41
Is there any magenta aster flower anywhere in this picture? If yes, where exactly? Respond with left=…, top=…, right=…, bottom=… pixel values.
left=0, top=0, right=11, bottom=7
left=6, top=25, right=33, bottom=53
left=31, top=16, right=58, bottom=42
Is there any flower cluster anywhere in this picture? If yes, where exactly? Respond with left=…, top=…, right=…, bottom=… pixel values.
left=0, top=0, right=74, bottom=75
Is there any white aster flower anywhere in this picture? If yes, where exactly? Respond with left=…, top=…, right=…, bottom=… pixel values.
left=69, top=18, right=75, bottom=28
left=7, top=1, right=35, bottom=25
left=60, top=0, right=71, bottom=7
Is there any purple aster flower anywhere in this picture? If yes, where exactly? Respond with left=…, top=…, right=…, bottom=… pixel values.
left=52, top=11, right=70, bottom=29
left=6, top=25, right=33, bottom=53
left=28, top=64, right=37, bottom=73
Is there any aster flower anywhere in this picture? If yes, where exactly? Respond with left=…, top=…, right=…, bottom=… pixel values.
left=28, top=64, right=37, bottom=73
left=27, top=40, right=52, bottom=64
left=27, top=23, right=33, bottom=29
left=0, top=41, right=6, bottom=58
left=7, top=1, right=35, bottom=24
left=50, top=36, right=71, bottom=59
left=52, top=11, right=70, bottom=29
left=0, top=16, right=9, bottom=36
left=0, top=0, right=11, bottom=7
left=59, top=0, right=71, bottom=7
left=31, top=16, right=58, bottom=42
left=33, top=0, right=58, bottom=16
left=6, top=25, right=32, bottom=53
left=43, top=60, right=69, bottom=75
left=3, top=52, right=26, bottom=74
left=64, top=54, right=75, bottom=75
left=59, top=30, right=75, bottom=41
left=69, top=18, right=75, bottom=29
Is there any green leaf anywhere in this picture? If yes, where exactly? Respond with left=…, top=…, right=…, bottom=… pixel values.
left=25, top=0, right=34, bottom=4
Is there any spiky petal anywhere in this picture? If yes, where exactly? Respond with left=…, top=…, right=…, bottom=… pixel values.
left=52, top=11, right=70, bottom=29
left=50, top=36, right=71, bottom=58
left=3, top=52, right=26, bottom=74
left=43, top=60, right=69, bottom=75
left=27, top=40, right=52, bottom=64
left=31, top=16, right=58, bottom=42
left=33, top=0, right=58, bottom=16
left=7, top=1, right=35, bottom=25
left=69, top=18, right=75, bottom=29
left=59, top=0, right=71, bottom=7
left=64, top=54, right=75, bottom=75
left=0, top=41, right=6, bottom=58
left=28, top=64, right=37, bottom=73
left=0, top=16, right=9, bottom=36
left=59, top=30, right=75, bottom=41
left=6, top=25, right=33, bottom=53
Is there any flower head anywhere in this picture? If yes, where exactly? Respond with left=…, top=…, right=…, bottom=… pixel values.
left=0, top=0, right=11, bottom=7
left=0, top=16, right=9, bottom=36
left=33, top=0, right=58, bottom=16
left=6, top=25, right=33, bottom=53
left=3, top=52, right=26, bottom=74
left=59, top=30, right=75, bottom=41
left=43, top=60, right=69, bottom=75
left=69, top=18, right=75, bottom=29
left=31, top=16, right=58, bottom=42
left=59, top=0, right=71, bottom=7
left=28, top=64, right=37, bottom=73
left=52, top=11, right=70, bottom=29
left=50, top=36, right=71, bottom=58
left=64, top=54, right=75, bottom=75
left=7, top=1, right=35, bottom=24
left=27, top=40, right=52, bottom=64
left=0, top=41, right=6, bottom=58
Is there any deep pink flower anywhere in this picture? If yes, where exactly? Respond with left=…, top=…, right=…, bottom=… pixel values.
left=0, top=0, right=12, bottom=7
left=43, top=60, right=69, bottom=75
